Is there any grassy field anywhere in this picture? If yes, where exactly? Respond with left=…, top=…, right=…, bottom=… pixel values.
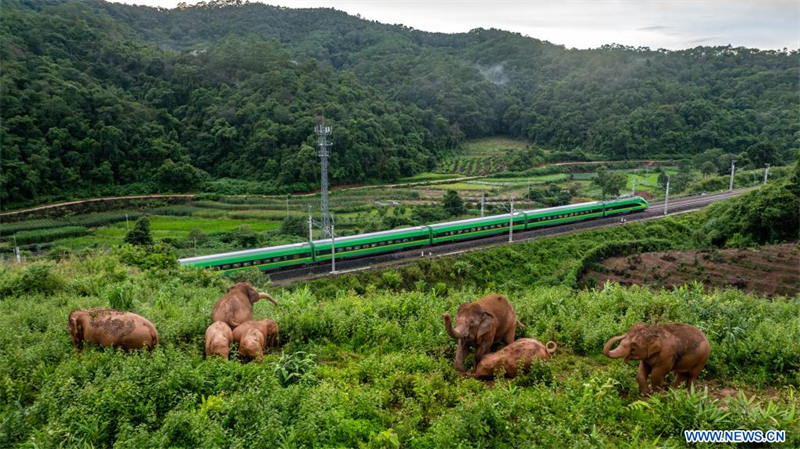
left=0, top=252, right=796, bottom=448
left=397, top=173, right=463, bottom=183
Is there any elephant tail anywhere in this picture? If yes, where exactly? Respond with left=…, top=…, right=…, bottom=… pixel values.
left=516, top=319, right=526, bottom=329
left=545, top=341, right=557, bottom=355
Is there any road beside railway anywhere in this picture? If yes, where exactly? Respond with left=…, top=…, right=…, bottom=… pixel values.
left=269, top=187, right=758, bottom=286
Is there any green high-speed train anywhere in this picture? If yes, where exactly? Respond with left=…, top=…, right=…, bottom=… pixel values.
left=178, top=196, right=649, bottom=274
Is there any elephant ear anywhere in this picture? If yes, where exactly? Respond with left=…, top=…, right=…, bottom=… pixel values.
left=646, top=335, right=662, bottom=358
left=476, top=312, right=495, bottom=340
left=246, top=285, right=260, bottom=305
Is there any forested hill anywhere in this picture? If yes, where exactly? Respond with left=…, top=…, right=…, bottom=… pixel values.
left=1, top=0, right=798, bottom=209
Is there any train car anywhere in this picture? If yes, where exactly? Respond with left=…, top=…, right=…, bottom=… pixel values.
left=601, top=196, right=649, bottom=217
left=428, top=213, right=526, bottom=245
left=524, top=201, right=606, bottom=229
left=178, top=242, right=314, bottom=273
left=311, top=226, right=431, bottom=262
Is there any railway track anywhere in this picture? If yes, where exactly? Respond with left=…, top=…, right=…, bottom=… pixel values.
left=268, top=187, right=758, bottom=286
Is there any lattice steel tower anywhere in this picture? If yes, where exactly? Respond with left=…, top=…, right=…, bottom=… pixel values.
left=316, top=122, right=332, bottom=237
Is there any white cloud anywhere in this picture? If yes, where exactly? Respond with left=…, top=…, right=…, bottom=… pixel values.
left=109, top=0, right=800, bottom=50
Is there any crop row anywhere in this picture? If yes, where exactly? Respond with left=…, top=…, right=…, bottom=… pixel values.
left=0, top=212, right=142, bottom=236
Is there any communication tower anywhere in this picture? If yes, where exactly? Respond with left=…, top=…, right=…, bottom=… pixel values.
left=316, top=121, right=332, bottom=237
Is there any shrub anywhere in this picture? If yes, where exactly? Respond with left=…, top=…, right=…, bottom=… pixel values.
left=124, top=216, right=154, bottom=246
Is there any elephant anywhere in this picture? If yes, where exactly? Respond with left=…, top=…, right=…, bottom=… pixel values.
left=205, top=321, right=233, bottom=359
left=472, top=338, right=557, bottom=379
left=232, top=318, right=279, bottom=348
left=211, top=282, right=278, bottom=330
left=603, top=323, right=711, bottom=395
left=68, top=308, right=158, bottom=352
left=238, top=328, right=266, bottom=363
left=442, top=293, right=524, bottom=372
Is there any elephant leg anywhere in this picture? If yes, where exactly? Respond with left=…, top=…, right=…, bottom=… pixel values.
left=649, top=367, right=669, bottom=393
left=474, top=338, right=493, bottom=365
left=503, top=327, right=515, bottom=345
left=454, top=339, right=467, bottom=372
left=672, top=372, right=688, bottom=389
left=637, top=362, right=652, bottom=396
left=686, top=366, right=703, bottom=390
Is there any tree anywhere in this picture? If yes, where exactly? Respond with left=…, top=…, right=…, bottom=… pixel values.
left=124, top=216, right=154, bottom=246
left=746, top=141, right=777, bottom=168
left=442, top=190, right=465, bottom=216
left=279, top=216, right=307, bottom=238
left=593, top=167, right=626, bottom=199
left=700, top=161, right=716, bottom=177
left=188, top=228, right=208, bottom=245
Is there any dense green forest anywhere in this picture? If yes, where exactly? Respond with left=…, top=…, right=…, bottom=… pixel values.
left=1, top=0, right=798, bottom=209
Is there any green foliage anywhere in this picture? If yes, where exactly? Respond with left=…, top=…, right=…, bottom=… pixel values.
left=527, top=184, right=573, bottom=206
left=593, top=166, right=627, bottom=199
left=107, top=281, right=135, bottom=311
left=279, top=215, right=308, bottom=238
left=0, top=260, right=66, bottom=297
left=9, top=226, right=88, bottom=245
left=113, top=243, right=177, bottom=271
left=273, top=351, right=318, bottom=387
left=442, top=190, right=465, bottom=217
left=2, top=1, right=797, bottom=209
left=124, top=216, right=154, bottom=246
left=701, top=173, right=799, bottom=247
left=0, top=251, right=798, bottom=448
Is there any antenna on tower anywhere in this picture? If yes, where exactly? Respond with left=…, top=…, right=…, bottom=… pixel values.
left=316, top=120, right=333, bottom=238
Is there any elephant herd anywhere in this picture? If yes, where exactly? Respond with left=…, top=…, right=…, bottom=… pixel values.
left=67, top=285, right=711, bottom=396
left=443, top=293, right=710, bottom=395
left=66, top=282, right=280, bottom=363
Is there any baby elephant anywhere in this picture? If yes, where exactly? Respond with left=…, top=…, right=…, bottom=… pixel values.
left=205, top=321, right=234, bottom=359
left=238, top=328, right=266, bottom=362
left=232, top=319, right=279, bottom=348
left=68, top=308, right=159, bottom=352
left=472, top=338, right=557, bottom=379
left=603, top=323, right=710, bottom=395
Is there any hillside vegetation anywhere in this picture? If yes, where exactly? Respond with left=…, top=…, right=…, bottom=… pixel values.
left=0, top=253, right=797, bottom=448
left=2, top=0, right=798, bottom=208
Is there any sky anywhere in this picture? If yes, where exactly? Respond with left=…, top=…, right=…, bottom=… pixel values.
left=110, top=0, right=799, bottom=50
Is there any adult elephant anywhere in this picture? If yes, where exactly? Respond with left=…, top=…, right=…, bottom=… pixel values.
left=68, top=308, right=159, bottom=352
left=603, top=323, right=710, bottom=395
left=442, top=293, right=524, bottom=372
left=212, top=282, right=278, bottom=330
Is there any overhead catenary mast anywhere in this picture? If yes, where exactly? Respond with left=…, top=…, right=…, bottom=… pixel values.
left=316, top=121, right=332, bottom=237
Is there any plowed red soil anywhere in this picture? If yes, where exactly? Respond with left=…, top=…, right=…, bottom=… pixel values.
left=582, top=243, right=800, bottom=297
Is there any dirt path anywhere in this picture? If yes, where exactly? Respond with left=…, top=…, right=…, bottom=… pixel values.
left=583, top=243, right=800, bottom=297
left=1, top=194, right=195, bottom=218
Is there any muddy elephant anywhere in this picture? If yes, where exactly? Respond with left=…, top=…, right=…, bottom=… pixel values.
left=232, top=318, right=279, bottom=348
left=603, top=323, right=710, bottom=395
left=205, top=321, right=233, bottom=359
left=238, top=328, right=266, bottom=362
left=211, top=282, right=278, bottom=330
left=472, top=338, right=557, bottom=379
left=442, top=293, right=524, bottom=372
left=68, top=308, right=159, bottom=352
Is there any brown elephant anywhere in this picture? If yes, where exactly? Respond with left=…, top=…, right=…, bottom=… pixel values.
left=232, top=318, right=279, bottom=348
left=68, top=308, right=159, bottom=352
left=603, top=323, right=711, bottom=395
left=211, top=282, right=278, bottom=330
left=238, top=328, right=266, bottom=362
left=205, top=321, right=233, bottom=359
left=442, top=293, right=524, bottom=372
left=472, top=338, right=557, bottom=379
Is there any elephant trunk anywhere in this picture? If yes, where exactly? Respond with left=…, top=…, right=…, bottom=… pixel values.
left=259, top=292, right=279, bottom=308
left=442, top=313, right=460, bottom=339
left=603, top=335, right=627, bottom=358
